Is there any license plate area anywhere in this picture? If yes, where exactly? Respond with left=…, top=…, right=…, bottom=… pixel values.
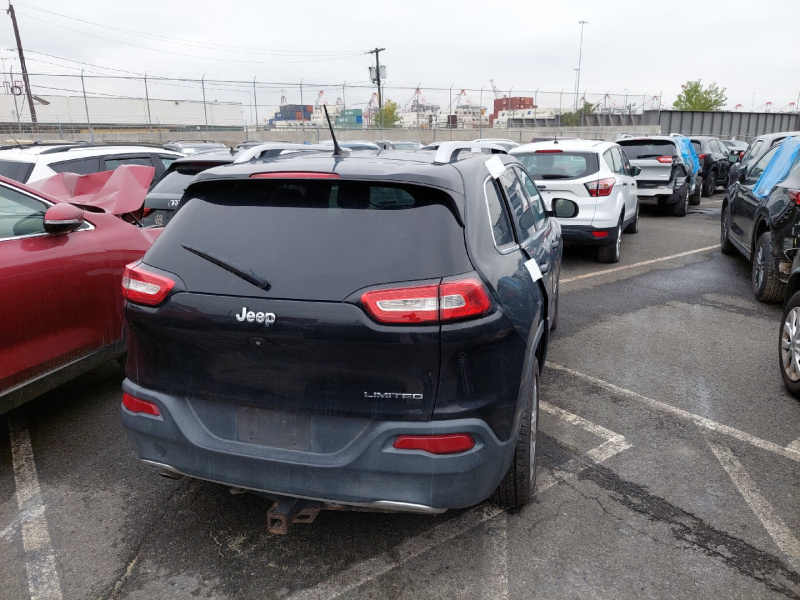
left=237, top=407, right=312, bottom=450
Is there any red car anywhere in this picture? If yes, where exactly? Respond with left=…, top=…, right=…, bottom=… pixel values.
left=0, top=166, right=161, bottom=414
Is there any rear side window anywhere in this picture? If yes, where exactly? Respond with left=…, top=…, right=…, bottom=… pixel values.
left=498, top=168, right=536, bottom=240
left=741, top=140, right=763, bottom=164
left=515, top=152, right=599, bottom=180
left=0, top=160, right=34, bottom=183
left=750, top=146, right=779, bottom=180
left=619, top=141, right=678, bottom=160
left=146, top=180, right=471, bottom=301
left=484, top=178, right=515, bottom=249
left=50, top=157, right=100, bottom=175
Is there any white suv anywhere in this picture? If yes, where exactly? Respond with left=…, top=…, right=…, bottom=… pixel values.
left=0, top=143, right=184, bottom=184
left=511, top=139, right=640, bottom=263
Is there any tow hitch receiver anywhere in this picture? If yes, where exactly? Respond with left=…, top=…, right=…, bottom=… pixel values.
left=267, top=496, right=322, bottom=534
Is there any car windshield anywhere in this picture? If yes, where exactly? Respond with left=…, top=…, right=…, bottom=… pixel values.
left=619, top=141, right=678, bottom=160
left=515, top=152, right=600, bottom=180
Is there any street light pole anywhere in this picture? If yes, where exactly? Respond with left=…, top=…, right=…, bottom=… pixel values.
left=575, top=20, right=588, bottom=112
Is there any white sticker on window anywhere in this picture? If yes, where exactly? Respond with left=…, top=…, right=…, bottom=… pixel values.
left=485, top=156, right=505, bottom=179
left=524, top=258, right=542, bottom=282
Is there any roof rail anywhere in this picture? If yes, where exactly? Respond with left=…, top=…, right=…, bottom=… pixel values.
left=38, top=142, right=169, bottom=155
left=232, top=143, right=327, bottom=163
left=432, top=141, right=507, bottom=165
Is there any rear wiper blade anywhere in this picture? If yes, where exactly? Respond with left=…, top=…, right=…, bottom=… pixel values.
left=182, top=245, right=271, bottom=291
left=541, top=174, right=572, bottom=179
left=634, top=154, right=665, bottom=159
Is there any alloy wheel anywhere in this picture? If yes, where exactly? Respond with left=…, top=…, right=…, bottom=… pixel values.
left=781, top=307, right=800, bottom=382
left=754, top=244, right=766, bottom=290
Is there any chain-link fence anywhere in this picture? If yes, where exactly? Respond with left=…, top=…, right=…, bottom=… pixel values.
left=1, top=72, right=797, bottom=139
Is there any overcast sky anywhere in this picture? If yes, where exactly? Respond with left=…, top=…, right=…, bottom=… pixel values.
left=2, top=0, right=799, bottom=113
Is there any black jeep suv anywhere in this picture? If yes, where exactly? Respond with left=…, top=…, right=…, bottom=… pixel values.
left=120, top=142, right=576, bottom=514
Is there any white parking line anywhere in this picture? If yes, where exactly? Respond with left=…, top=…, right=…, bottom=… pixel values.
left=287, top=505, right=504, bottom=600
left=288, top=404, right=630, bottom=600
left=560, top=245, right=719, bottom=284
left=7, top=415, right=63, bottom=600
left=787, top=437, right=800, bottom=453
left=546, top=363, right=800, bottom=464
left=710, top=441, right=800, bottom=572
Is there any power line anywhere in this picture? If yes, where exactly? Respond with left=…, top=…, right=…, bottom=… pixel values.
left=14, top=4, right=365, bottom=60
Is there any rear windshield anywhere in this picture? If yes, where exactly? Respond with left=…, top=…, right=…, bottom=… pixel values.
left=145, top=179, right=471, bottom=301
left=514, top=152, right=600, bottom=180
left=619, top=140, right=678, bottom=160
left=691, top=141, right=702, bottom=154
left=150, top=164, right=225, bottom=195
left=0, top=160, right=34, bottom=183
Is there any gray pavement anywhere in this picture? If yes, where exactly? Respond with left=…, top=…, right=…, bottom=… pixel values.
left=1, top=192, right=798, bottom=599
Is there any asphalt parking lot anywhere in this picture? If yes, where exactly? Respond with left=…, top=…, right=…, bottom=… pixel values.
left=1, top=191, right=799, bottom=600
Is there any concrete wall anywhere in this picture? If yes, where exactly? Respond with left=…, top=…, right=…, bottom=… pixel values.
left=3, top=125, right=661, bottom=148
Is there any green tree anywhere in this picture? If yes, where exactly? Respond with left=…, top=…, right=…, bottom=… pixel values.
left=373, top=99, right=401, bottom=128
left=673, top=80, right=727, bottom=111
left=559, top=100, right=598, bottom=127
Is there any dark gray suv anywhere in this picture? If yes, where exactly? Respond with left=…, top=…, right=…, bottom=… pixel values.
left=120, top=142, right=578, bottom=527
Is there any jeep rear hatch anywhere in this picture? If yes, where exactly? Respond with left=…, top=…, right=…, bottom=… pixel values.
left=126, top=178, right=473, bottom=421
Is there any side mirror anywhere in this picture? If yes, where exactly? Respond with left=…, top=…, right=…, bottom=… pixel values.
left=43, top=203, right=85, bottom=235
left=548, top=198, right=579, bottom=219
left=738, top=169, right=747, bottom=184
left=630, top=166, right=641, bottom=176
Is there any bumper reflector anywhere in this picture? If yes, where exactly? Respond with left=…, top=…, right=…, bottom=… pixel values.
left=122, top=392, right=161, bottom=417
left=393, top=434, right=475, bottom=454
left=591, top=231, right=609, bottom=238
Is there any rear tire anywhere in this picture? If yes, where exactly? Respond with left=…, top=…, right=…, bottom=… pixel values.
left=720, top=204, right=735, bottom=255
left=672, top=190, right=689, bottom=216
left=752, top=231, right=785, bottom=303
left=688, top=177, right=702, bottom=207
left=597, top=217, right=622, bottom=263
left=623, top=202, right=639, bottom=234
left=779, top=291, right=800, bottom=399
left=702, top=170, right=716, bottom=197
left=492, top=359, right=539, bottom=507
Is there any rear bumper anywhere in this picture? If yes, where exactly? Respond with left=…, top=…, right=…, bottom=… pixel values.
left=121, top=379, right=516, bottom=510
left=560, top=223, right=620, bottom=246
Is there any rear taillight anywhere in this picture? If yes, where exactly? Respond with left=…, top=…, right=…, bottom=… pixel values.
left=361, top=278, right=491, bottom=324
left=584, top=177, right=616, bottom=197
left=142, top=208, right=154, bottom=218
left=360, top=284, right=439, bottom=323
left=656, top=156, right=673, bottom=164
left=122, top=392, right=161, bottom=416
left=789, top=189, right=800, bottom=205
left=393, top=434, right=475, bottom=454
left=439, top=279, right=492, bottom=321
left=697, top=154, right=706, bottom=160
left=122, top=261, right=175, bottom=306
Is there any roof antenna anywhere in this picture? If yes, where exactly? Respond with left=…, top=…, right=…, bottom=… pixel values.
left=323, top=105, right=349, bottom=157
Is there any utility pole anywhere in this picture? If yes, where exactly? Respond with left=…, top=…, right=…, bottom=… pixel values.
left=368, top=48, right=385, bottom=126
left=7, top=2, right=37, bottom=128
left=575, top=20, right=588, bottom=112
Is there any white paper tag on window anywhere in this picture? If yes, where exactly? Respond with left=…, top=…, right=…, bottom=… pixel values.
left=485, top=155, right=505, bottom=179
left=524, top=258, right=542, bottom=282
